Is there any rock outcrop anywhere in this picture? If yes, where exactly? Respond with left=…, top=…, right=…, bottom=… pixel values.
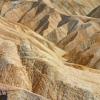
left=48, top=0, right=100, bottom=16
left=0, top=83, right=46, bottom=100
left=0, top=0, right=100, bottom=100
left=0, top=16, right=100, bottom=100
left=0, top=0, right=100, bottom=68
left=88, top=6, right=100, bottom=18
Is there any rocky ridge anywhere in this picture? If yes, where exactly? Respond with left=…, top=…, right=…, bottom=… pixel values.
left=0, top=0, right=100, bottom=100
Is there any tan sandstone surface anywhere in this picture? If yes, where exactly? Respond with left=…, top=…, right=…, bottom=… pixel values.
left=0, top=0, right=100, bottom=100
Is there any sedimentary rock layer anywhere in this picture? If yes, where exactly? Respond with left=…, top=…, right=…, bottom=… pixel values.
left=0, top=0, right=100, bottom=100
left=0, top=16, right=100, bottom=100
left=0, top=0, right=100, bottom=68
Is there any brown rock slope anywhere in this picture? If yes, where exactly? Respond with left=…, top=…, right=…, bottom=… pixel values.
left=0, top=83, right=46, bottom=100
left=0, top=0, right=100, bottom=69
left=0, top=16, right=100, bottom=100
left=0, top=0, right=100, bottom=100
left=48, top=0, right=100, bottom=16
left=87, top=6, right=100, bottom=18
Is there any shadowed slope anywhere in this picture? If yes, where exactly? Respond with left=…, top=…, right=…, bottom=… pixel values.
left=88, top=6, right=100, bottom=18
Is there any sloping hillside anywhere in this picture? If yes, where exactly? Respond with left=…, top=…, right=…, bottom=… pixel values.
left=0, top=0, right=100, bottom=68
left=0, top=0, right=100, bottom=100
left=0, top=15, right=100, bottom=100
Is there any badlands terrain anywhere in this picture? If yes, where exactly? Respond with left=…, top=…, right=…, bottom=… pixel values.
left=0, top=0, right=100, bottom=100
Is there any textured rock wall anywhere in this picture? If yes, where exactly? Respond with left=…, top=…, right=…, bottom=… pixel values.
left=0, top=0, right=100, bottom=68
left=0, top=16, right=100, bottom=99
left=0, top=0, right=100, bottom=100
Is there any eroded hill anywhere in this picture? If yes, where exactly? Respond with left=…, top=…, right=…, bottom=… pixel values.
left=0, top=0, right=100, bottom=68
left=0, top=0, right=100, bottom=100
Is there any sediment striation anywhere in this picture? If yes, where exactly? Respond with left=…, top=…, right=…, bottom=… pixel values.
left=0, top=0, right=100, bottom=100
